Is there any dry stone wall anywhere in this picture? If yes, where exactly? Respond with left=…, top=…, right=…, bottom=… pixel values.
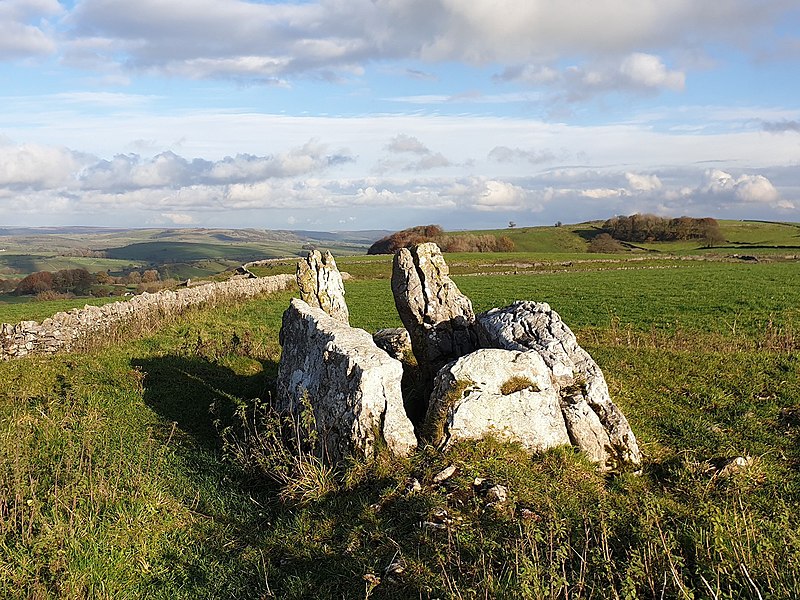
left=0, top=274, right=295, bottom=360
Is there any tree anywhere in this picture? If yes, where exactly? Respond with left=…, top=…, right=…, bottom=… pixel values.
left=15, top=271, right=54, bottom=295
left=142, top=269, right=160, bottom=283
left=588, top=233, right=625, bottom=253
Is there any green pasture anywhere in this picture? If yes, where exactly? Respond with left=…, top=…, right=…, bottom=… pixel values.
left=2, top=227, right=800, bottom=598
left=467, top=219, right=800, bottom=255
left=0, top=253, right=145, bottom=276
left=0, top=295, right=130, bottom=324
left=2, top=256, right=800, bottom=598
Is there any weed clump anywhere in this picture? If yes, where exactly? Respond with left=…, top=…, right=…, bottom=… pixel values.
left=420, top=378, right=474, bottom=447
left=500, top=375, right=539, bottom=395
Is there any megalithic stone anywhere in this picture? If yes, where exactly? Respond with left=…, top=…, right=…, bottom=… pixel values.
left=391, top=243, right=478, bottom=381
left=475, top=301, right=642, bottom=470
left=296, top=250, right=349, bottom=325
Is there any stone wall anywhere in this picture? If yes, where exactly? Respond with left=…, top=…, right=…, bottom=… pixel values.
left=0, top=274, right=295, bottom=360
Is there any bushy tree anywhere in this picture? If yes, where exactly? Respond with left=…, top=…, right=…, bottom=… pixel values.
left=52, top=268, right=93, bottom=295
left=602, top=214, right=724, bottom=244
left=368, top=226, right=515, bottom=254
left=15, top=271, right=54, bottom=295
left=142, top=269, right=160, bottom=283
left=588, top=233, right=625, bottom=253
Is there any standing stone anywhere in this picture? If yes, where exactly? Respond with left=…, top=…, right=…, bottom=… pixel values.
left=476, top=301, right=642, bottom=469
left=277, top=298, right=417, bottom=462
left=296, top=250, right=349, bottom=324
left=391, top=243, right=478, bottom=381
left=424, top=349, right=571, bottom=452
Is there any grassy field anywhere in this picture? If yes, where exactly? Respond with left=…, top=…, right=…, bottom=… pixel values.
left=455, top=219, right=800, bottom=255
left=1, top=253, right=799, bottom=598
left=0, top=296, right=129, bottom=324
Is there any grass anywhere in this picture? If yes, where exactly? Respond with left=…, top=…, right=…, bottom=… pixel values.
left=1, top=251, right=800, bottom=597
left=0, top=295, right=129, bottom=324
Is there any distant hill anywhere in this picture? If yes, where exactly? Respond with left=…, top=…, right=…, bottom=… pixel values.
left=447, top=219, right=800, bottom=254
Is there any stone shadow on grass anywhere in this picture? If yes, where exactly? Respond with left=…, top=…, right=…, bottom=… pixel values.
left=132, top=353, right=279, bottom=450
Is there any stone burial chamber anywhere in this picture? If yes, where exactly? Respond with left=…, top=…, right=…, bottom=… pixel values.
left=276, top=244, right=642, bottom=470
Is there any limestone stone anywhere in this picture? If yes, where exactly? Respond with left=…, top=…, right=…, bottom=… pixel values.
left=391, top=243, right=478, bottom=379
left=425, top=349, right=571, bottom=453
left=475, top=301, right=642, bottom=468
left=372, top=327, right=412, bottom=362
left=277, top=298, right=416, bottom=462
left=296, top=250, right=349, bottom=324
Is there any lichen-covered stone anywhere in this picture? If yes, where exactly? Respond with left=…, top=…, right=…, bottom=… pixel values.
left=391, top=243, right=478, bottom=381
left=372, top=327, right=413, bottom=362
left=425, top=349, right=571, bottom=452
left=277, top=298, right=416, bottom=462
left=476, top=301, right=642, bottom=469
left=296, top=250, right=349, bottom=324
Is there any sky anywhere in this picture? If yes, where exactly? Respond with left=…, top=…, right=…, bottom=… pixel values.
left=1, top=0, right=799, bottom=231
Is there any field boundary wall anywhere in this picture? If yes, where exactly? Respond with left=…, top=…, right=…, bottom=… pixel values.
left=0, top=274, right=295, bottom=360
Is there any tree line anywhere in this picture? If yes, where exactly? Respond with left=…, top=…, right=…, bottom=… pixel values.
left=0, top=268, right=168, bottom=298
left=601, top=214, right=725, bottom=246
left=367, top=225, right=515, bottom=255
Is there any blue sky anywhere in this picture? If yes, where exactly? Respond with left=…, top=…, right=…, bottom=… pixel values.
left=1, top=0, right=799, bottom=231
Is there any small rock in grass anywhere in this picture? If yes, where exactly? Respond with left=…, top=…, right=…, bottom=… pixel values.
left=403, top=477, right=422, bottom=495
left=485, top=484, right=508, bottom=504
left=433, top=464, right=457, bottom=483
left=384, top=559, right=405, bottom=579
left=718, top=456, right=753, bottom=478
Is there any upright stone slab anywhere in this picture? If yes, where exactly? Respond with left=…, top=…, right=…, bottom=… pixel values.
left=391, top=243, right=478, bottom=381
left=476, top=301, right=642, bottom=469
left=296, top=250, right=349, bottom=324
left=277, top=298, right=416, bottom=462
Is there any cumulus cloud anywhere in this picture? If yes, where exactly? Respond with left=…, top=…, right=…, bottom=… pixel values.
left=381, top=134, right=451, bottom=172
left=161, top=212, right=196, bottom=225
left=0, top=142, right=89, bottom=189
left=625, top=172, right=662, bottom=192
left=77, top=141, right=352, bottom=191
left=703, top=169, right=781, bottom=204
left=0, top=0, right=61, bottom=59
left=52, top=0, right=785, bottom=83
left=488, top=146, right=557, bottom=164
left=499, top=53, right=685, bottom=104
left=386, top=134, right=430, bottom=154
left=762, top=120, right=800, bottom=133
left=475, top=180, right=533, bottom=211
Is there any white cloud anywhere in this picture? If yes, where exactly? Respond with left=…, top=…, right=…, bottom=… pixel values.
left=77, top=141, right=351, bottom=191
left=386, top=134, right=429, bottom=154
left=582, top=188, right=624, bottom=199
left=475, top=180, right=532, bottom=211
left=619, top=53, right=685, bottom=91
left=0, top=142, right=88, bottom=188
left=500, top=53, right=685, bottom=103
left=488, top=146, right=557, bottom=164
left=625, top=172, right=662, bottom=192
left=703, top=169, right=781, bottom=204
left=161, top=212, right=196, bottom=225
left=51, top=0, right=786, bottom=83
left=0, top=0, right=61, bottom=59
